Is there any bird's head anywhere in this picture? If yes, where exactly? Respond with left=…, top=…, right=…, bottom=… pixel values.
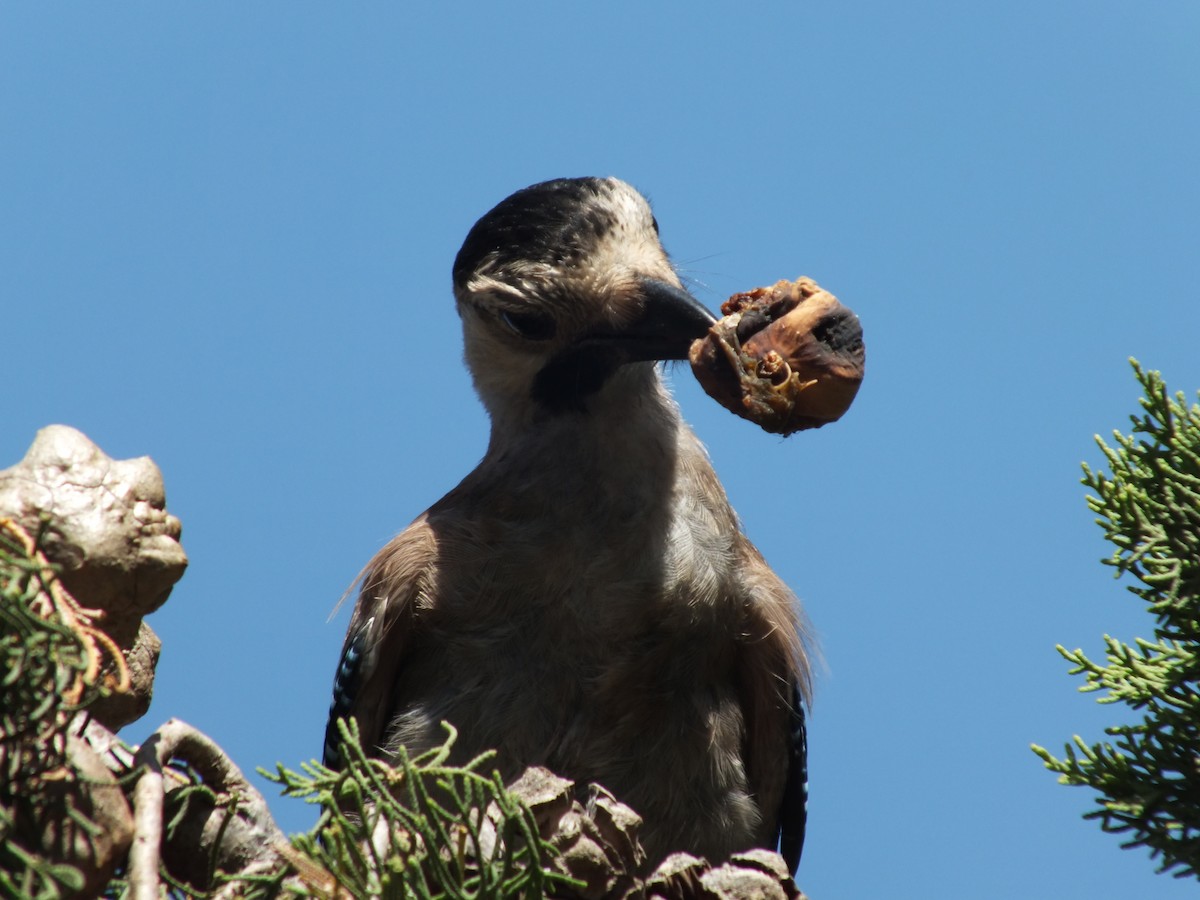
left=452, top=177, right=716, bottom=427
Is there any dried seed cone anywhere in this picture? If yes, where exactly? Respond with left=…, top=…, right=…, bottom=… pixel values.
left=689, top=278, right=865, bottom=435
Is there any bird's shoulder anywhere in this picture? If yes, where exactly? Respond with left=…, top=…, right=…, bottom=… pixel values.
left=731, top=534, right=811, bottom=699
left=325, top=515, right=439, bottom=765
left=355, top=513, right=440, bottom=614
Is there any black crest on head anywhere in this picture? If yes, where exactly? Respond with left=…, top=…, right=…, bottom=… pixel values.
left=453, top=178, right=621, bottom=289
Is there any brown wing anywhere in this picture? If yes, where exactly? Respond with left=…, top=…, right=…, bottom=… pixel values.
left=734, top=537, right=812, bottom=859
left=323, top=515, right=437, bottom=767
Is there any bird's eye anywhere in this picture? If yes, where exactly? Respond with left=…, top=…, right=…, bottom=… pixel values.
left=500, top=309, right=557, bottom=341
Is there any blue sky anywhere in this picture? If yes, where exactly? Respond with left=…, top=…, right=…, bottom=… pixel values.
left=3, top=3, right=1199, bottom=897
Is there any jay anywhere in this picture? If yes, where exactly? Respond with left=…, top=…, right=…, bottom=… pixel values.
left=325, top=177, right=811, bottom=869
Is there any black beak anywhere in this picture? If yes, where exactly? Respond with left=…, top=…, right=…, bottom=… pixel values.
left=613, top=278, right=718, bottom=362
left=531, top=278, right=716, bottom=413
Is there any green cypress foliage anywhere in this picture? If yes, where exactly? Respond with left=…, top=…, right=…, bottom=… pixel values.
left=0, top=519, right=120, bottom=899
left=1033, top=360, right=1200, bottom=879
left=259, top=720, right=579, bottom=899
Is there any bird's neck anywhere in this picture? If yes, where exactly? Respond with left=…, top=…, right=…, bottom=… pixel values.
left=474, top=363, right=689, bottom=507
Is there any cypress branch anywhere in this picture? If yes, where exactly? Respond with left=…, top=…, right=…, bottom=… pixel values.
left=1032, top=360, right=1200, bottom=879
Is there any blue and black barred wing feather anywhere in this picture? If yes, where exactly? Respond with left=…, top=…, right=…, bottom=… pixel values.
left=777, top=681, right=808, bottom=871
left=324, top=614, right=377, bottom=768
left=323, top=517, right=436, bottom=769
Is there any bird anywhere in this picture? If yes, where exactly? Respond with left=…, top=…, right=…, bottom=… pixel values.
left=324, top=176, right=811, bottom=870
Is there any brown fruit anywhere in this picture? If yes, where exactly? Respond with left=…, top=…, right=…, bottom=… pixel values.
left=688, top=278, right=865, bottom=435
